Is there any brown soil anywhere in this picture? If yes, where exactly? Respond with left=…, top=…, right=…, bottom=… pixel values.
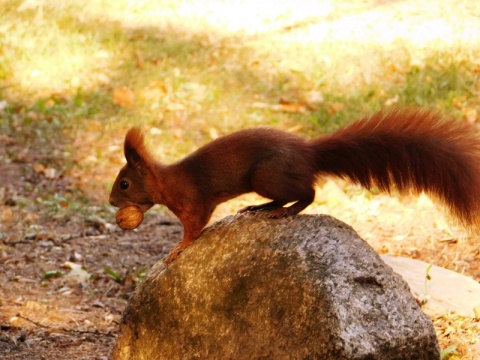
left=0, top=130, right=182, bottom=359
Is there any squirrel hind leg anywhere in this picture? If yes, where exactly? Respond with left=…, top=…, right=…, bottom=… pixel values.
left=239, top=190, right=316, bottom=219
left=248, top=160, right=317, bottom=217
left=266, top=192, right=315, bottom=219
left=238, top=200, right=288, bottom=214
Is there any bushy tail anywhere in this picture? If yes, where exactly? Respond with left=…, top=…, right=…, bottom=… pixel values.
left=311, top=108, right=480, bottom=228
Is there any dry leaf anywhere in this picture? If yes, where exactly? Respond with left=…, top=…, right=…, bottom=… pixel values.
left=112, top=86, right=135, bottom=108
left=385, top=95, right=399, bottom=106
left=33, top=163, right=45, bottom=174
left=2, top=207, right=13, bottom=222
left=452, top=96, right=467, bottom=109
left=209, top=127, right=219, bottom=139
left=250, top=99, right=307, bottom=114
left=275, top=98, right=307, bottom=113
left=64, top=267, right=90, bottom=284
left=0, top=134, right=14, bottom=145
left=134, top=50, right=144, bottom=68
left=304, top=90, right=324, bottom=105
left=139, top=81, right=168, bottom=103
left=474, top=305, right=480, bottom=321
left=165, top=103, right=186, bottom=111
left=463, top=108, right=477, bottom=124
left=327, top=101, right=344, bottom=115
left=251, top=102, right=270, bottom=109
left=44, top=167, right=57, bottom=179
left=33, top=163, right=57, bottom=178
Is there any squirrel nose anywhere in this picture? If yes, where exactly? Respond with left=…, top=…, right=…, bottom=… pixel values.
left=109, top=197, right=117, bottom=207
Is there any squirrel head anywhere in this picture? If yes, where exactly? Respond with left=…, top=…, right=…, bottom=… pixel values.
left=109, top=127, right=156, bottom=213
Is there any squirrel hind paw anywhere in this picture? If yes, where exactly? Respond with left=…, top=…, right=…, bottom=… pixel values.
left=266, top=208, right=291, bottom=219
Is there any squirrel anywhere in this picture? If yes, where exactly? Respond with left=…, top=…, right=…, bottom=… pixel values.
left=109, top=108, right=480, bottom=263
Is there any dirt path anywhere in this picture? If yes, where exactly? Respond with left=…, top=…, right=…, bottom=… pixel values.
left=0, top=130, right=182, bottom=358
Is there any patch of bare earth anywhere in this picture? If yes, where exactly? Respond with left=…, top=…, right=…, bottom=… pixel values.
left=0, top=214, right=180, bottom=360
left=0, top=134, right=182, bottom=359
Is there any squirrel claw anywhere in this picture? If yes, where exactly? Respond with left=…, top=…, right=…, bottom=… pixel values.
left=164, top=246, right=183, bottom=264
left=267, top=208, right=290, bottom=219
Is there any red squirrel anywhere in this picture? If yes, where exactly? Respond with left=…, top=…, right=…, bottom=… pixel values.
left=109, top=108, right=480, bottom=263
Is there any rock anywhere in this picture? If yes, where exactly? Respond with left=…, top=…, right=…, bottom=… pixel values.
left=382, top=255, right=480, bottom=318
left=113, top=214, right=440, bottom=360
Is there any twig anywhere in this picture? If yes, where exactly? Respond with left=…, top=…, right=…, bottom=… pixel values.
left=16, top=313, right=116, bottom=337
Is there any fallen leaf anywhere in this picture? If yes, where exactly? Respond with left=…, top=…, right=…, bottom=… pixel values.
left=452, top=96, right=467, bottom=109
left=44, top=167, right=56, bottom=179
left=112, top=86, right=135, bottom=108
left=1, top=207, right=13, bottom=222
left=63, top=261, right=82, bottom=269
left=134, top=50, right=144, bottom=68
left=250, top=100, right=306, bottom=113
left=385, top=95, right=399, bottom=106
left=209, top=127, right=219, bottom=139
left=165, top=103, right=186, bottom=111
left=139, top=81, right=168, bottom=103
left=273, top=103, right=307, bottom=113
left=463, top=108, right=477, bottom=124
left=33, top=163, right=45, bottom=174
left=304, top=90, right=324, bottom=105
left=327, top=101, right=344, bottom=115
left=92, top=299, right=106, bottom=308
left=0, top=134, right=14, bottom=145
left=278, top=97, right=307, bottom=113
left=474, top=305, right=480, bottom=321
left=64, top=267, right=90, bottom=284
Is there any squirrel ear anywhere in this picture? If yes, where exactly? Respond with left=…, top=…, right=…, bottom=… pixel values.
left=124, top=127, right=149, bottom=170
left=125, top=147, right=143, bottom=169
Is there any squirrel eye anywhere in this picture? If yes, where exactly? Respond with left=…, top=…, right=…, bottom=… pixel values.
left=120, top=180, right=129, bottom=190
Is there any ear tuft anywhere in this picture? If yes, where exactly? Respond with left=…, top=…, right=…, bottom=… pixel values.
left=124, top=127, right=153, bottom=168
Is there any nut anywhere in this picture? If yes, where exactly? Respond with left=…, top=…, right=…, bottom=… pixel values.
left=116, top=206, right=144, bottom=230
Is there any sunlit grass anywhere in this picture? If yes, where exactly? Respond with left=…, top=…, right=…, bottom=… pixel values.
left=2, top=0, right=479, bottom=114
left=1, top=2, right=113, bottom=98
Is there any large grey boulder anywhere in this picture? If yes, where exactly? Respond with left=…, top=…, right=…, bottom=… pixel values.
left=113, top=214, right=440, bottom=360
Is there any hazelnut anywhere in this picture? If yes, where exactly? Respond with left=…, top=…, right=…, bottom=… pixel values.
left=116, top=206, right=144, bottom=230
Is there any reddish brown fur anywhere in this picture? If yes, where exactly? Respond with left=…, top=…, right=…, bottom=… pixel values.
left=109, top=108, right=480, bottom=263
left=313, top=109, right=480, bottom=227
left=124, top=128, right=154, bottom=165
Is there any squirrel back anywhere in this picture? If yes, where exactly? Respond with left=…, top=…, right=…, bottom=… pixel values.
left=109, top=108, right=480, bottom=262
